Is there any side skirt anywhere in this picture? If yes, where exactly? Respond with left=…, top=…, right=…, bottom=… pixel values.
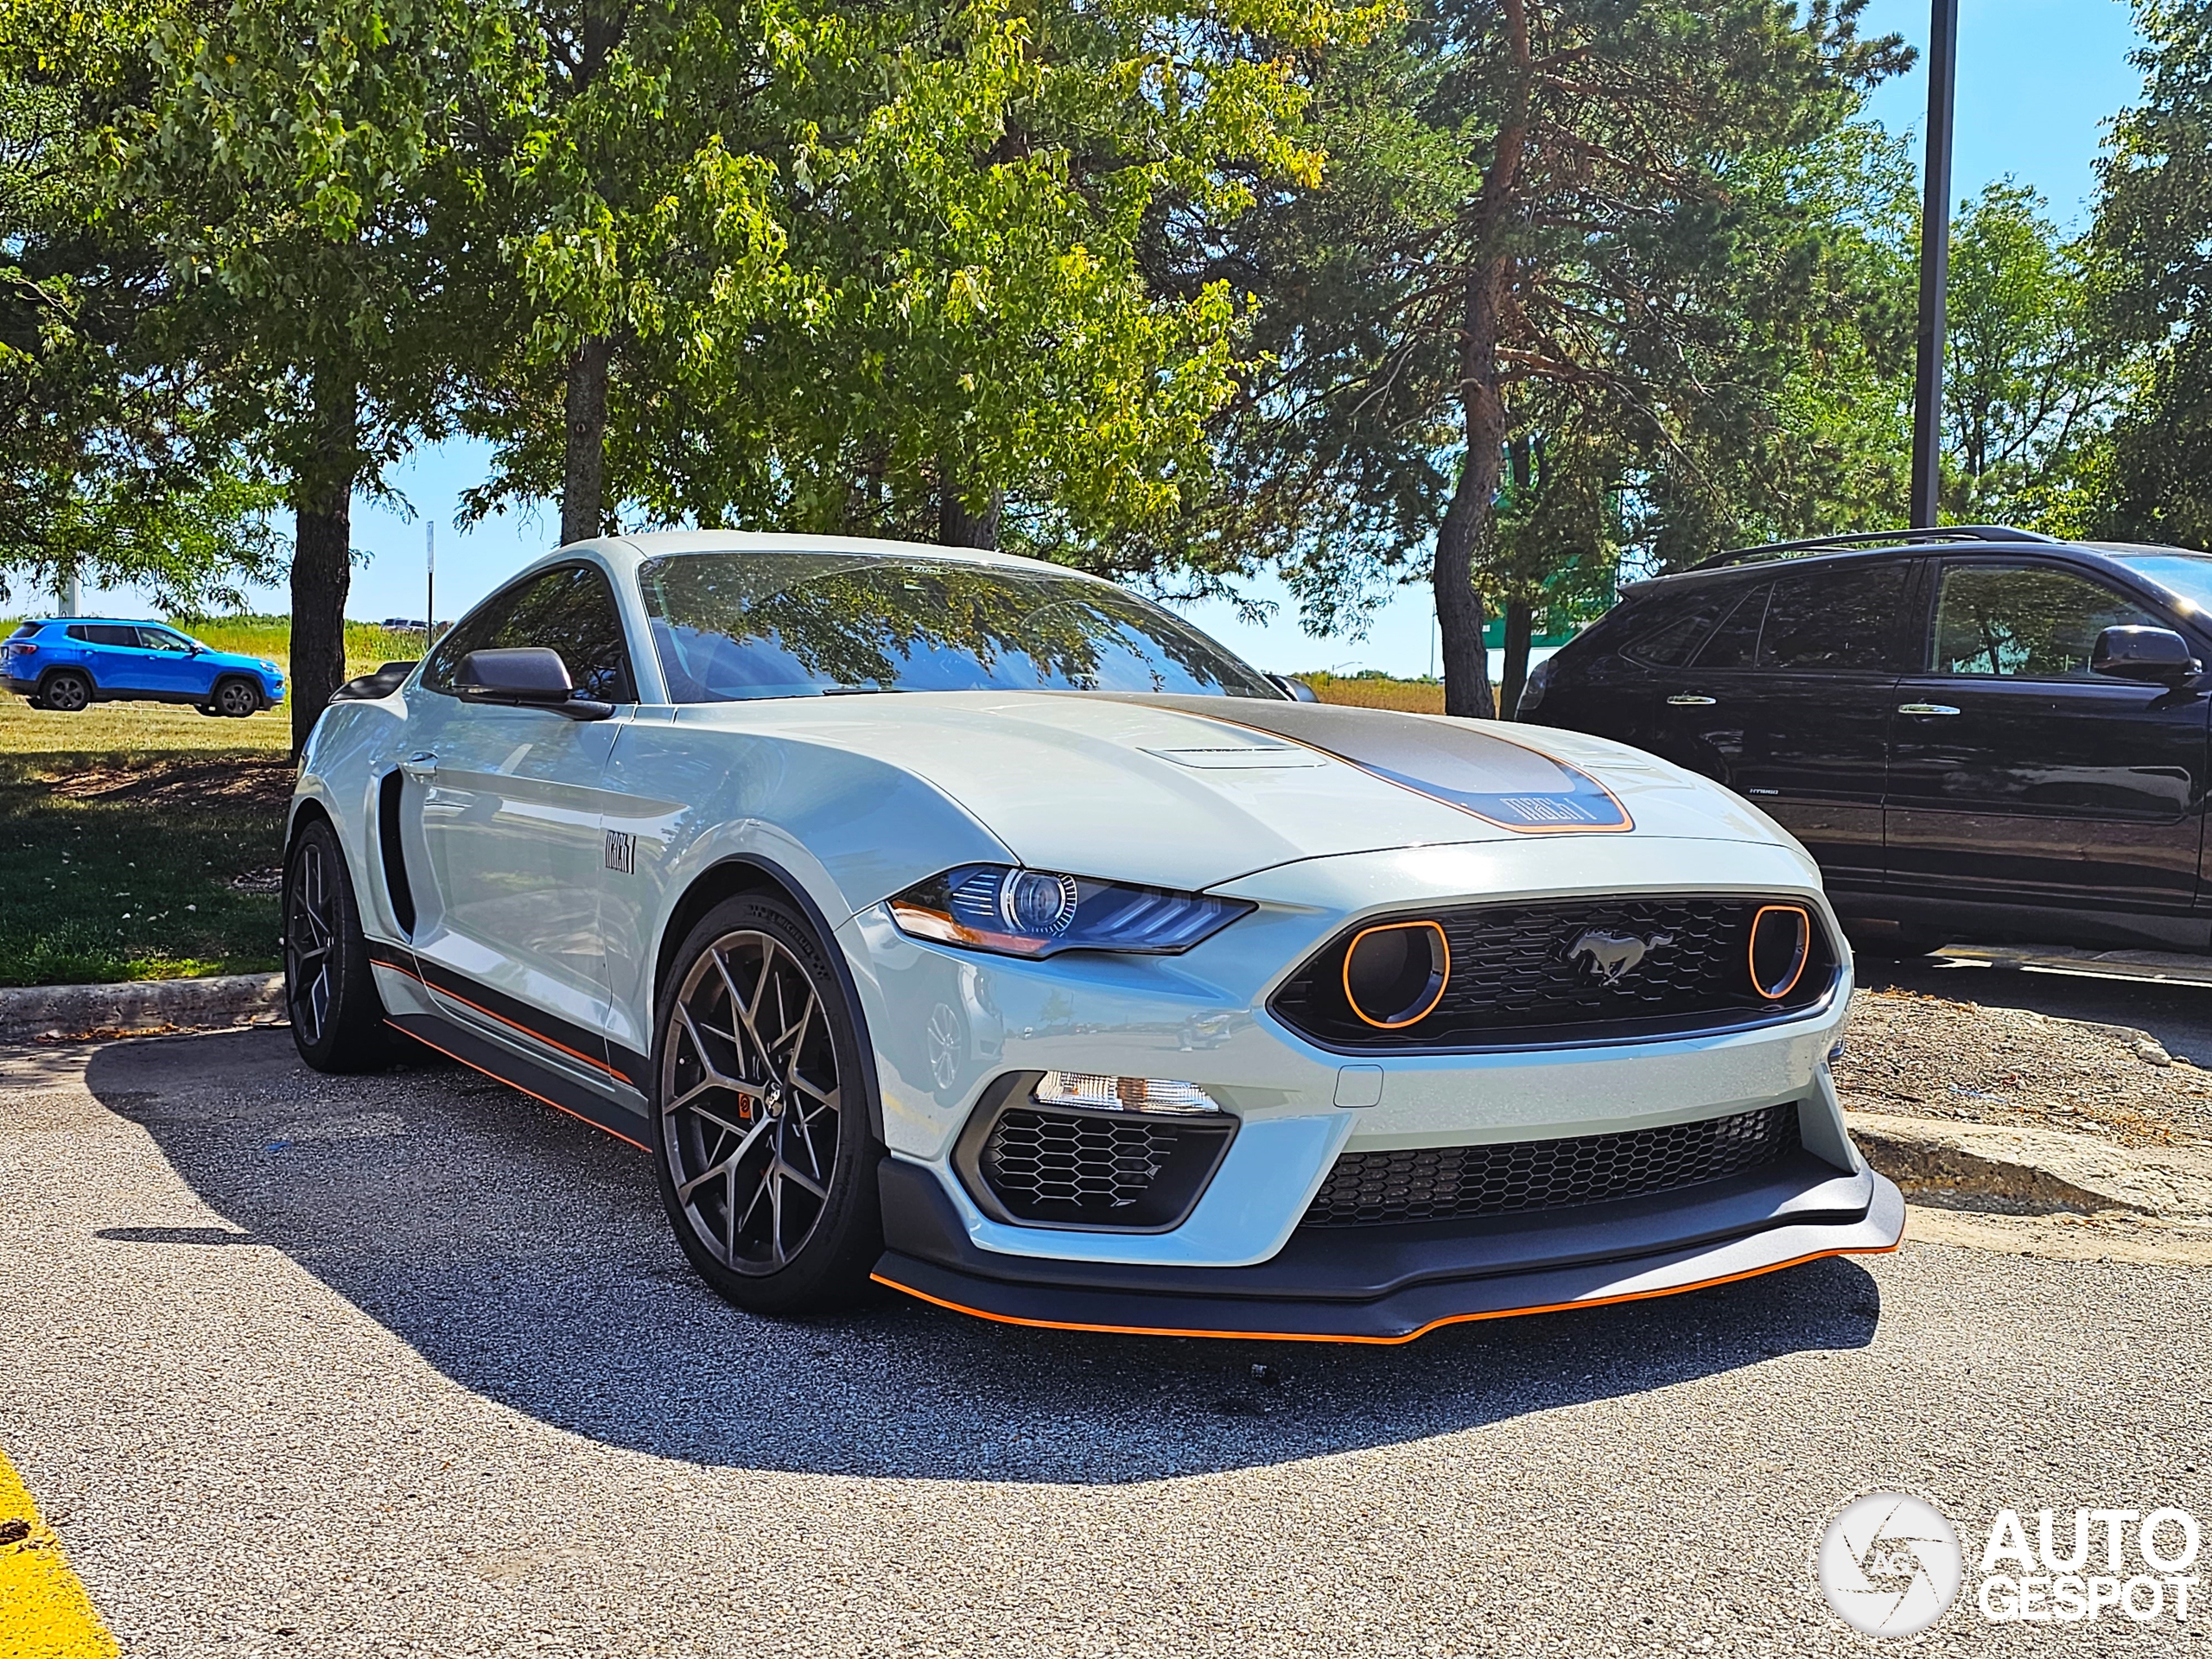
left=385, top=1011, right=651, bottom=1154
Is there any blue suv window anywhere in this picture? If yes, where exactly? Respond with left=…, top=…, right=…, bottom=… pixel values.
left=67, top=624, right=138, bottom=646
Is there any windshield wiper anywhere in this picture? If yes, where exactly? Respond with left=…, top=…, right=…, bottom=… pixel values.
left=820, top=683, right=904, bottom=696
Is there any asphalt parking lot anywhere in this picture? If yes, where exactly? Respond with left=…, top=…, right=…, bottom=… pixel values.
left=4, top=1024, right=2209, bottom=1656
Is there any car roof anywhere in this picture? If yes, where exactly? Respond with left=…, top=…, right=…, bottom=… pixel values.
left=29, top=616, right=177, bottom=628
left=1621, top=528, right=2210, bottom=597
left=564, top=529, right=1106, bottom=585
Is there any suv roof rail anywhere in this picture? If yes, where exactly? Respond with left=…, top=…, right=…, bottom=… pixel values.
left=1688, top=524, right=2058, bottom=573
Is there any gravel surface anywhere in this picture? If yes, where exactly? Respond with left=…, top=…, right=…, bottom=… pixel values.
left=1835, top=986, right=2212, bottom=1148
left=3, top=1027, right=2209, bottom=1657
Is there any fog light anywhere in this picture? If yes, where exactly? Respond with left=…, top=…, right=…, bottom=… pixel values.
left=1033, top=1071, right=1223, bottom=1116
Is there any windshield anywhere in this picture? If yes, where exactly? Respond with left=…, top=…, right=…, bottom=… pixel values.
left=634, top=551, right=1281, bottom=702
left=2107, top=550, right=2212, bottom=617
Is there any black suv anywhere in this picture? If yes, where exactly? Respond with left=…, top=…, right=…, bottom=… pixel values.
left=1521, top=526, right=2212, bottom=952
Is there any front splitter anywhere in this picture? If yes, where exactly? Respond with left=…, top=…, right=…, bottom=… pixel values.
left=873, top=1173, right=1905, bottom=1344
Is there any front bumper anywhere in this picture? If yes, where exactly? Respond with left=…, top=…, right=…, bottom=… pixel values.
left=873, top=1151, right=1904, bottom=1342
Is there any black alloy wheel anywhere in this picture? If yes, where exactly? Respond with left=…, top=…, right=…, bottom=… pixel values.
left=653, top=894, right=880, bottom=1314
left=213, top=677, right=260, bottom=717
left=39, top=670, right=91, bottom=712
left=283, top=817, right=390, bottom=1071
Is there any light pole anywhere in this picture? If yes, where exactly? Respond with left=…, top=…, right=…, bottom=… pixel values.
left=426, top=521, right=435, bottom=646
left=1910, top=0, right=1960, bottom=529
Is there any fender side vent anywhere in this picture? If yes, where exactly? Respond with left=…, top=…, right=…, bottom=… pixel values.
left=378, top=769, right=416, bottom=936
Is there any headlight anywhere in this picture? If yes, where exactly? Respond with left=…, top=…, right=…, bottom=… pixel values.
left=887, top=863, right=1252, bottom=958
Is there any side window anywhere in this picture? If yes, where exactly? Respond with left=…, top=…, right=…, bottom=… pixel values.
left=69, top=623, right=138, bottom=647
left=1694, top=582, right=1770, bottom=670
left=1624, top=588, right=1742, bottom=668
left=137, top=626, right=192, bottom=652
left=1760, top=563, right=1913, bottom=672
left=1930, top=564, right=2162, bottom=680
left=424, top=565, right=637, bottom=703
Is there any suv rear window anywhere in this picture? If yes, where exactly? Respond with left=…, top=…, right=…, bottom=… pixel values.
left=7, top=622, right=36, bottom=639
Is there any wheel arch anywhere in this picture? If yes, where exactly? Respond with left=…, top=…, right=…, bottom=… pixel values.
left=36, top=662, right=97, bottom=696
left=653, top=854, right=887, bottom=1144
left=210, top=670, right=264, bottom=709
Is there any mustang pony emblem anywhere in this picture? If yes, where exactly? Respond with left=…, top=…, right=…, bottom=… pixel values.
left=1567, top=929, right=1674, bottom=985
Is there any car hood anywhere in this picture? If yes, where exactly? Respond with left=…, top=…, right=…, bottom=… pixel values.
left=670, top=692, right=1791, bottom=893
left=205, top=649, right=276, bottom=673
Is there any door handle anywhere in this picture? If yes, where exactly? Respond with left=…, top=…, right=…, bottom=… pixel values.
left=398, top=752, right=438, bottom=780
left=1666, top=694, right=1718, bottom=707
left=1897, top=703, right=1961, bottom=716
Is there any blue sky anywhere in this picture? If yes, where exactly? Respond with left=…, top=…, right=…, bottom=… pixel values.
left=109, top=0, right=2154, bottom=674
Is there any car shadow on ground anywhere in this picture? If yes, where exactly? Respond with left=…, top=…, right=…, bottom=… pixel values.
left=83, top=1027, right=1881, bottom=1484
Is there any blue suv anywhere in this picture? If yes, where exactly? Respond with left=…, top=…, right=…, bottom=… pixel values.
left=4, top=619, right=286, bottom=717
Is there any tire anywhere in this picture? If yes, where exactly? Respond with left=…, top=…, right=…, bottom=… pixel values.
left=652, top=893, right=881, bottom=1315
left=212, top=677, right=260, bottom=717
left=39, top=670, right=92, bottom=713
left=283, top=817, right=391, bottom=1071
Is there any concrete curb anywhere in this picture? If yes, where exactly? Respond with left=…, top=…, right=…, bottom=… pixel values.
left=1847, top=1109, right=2212, bottom=1223
left=0, top=973, right=284, bottom=1041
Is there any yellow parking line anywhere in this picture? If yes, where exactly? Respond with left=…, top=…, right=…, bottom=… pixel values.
left=0, top=1448, right=116, bottom=1658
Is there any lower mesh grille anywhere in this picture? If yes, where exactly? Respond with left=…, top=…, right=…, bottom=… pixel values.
left=1301, top=1104, right=1801, bottom=1228
left=977, top=1106, right=1237, bottom=1229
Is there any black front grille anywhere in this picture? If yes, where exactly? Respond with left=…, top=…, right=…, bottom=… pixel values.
left=976, top=1106, right=1237, bottom=1230
left=1300, top=1104, right=1801, bottom=1227
left=1269, top=896, right=1834, bottom=1052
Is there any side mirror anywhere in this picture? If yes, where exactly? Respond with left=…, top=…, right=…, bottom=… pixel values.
left=1268, top=673, right=1320, bottom=702
left=456, top=647, right=612, bottom=721
left=2093, top=626, right=2198, bottom=685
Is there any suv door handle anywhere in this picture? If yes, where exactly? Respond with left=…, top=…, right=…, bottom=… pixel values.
left=1666, top=694, right=1717, bottom=706
left=398, top=752, right=438, bottom=780
left=1897, top=703, right=1961, bottom=716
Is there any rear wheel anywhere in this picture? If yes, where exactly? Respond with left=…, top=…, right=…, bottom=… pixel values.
left=39, top=670, right=91, bottom=712
left=212, top=677, right=260, bottom=717
left=652, top=894, right=881, bottom=1314
left=284, top=817, right=391, bottom=1071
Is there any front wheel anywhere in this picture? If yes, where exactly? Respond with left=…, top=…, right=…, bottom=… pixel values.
left=652, top=894, right=881, bottom=1315
left=284, top=817, right=391, bottom=1071
left=212, top=677, right=260, bottom=717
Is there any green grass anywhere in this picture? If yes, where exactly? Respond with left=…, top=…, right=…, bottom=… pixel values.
left=0, top=614, right=423, bottom=986
left=0, top=697, right=292, bottom=987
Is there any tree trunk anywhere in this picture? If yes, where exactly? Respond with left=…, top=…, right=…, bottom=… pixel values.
left=289, top=372, right=359, bottom=757
left=1432, top=455, right=1493, bottom=718
left=1499, top=599, right=1534, bottom=720
left=1434, top=0, right=1530, bottom=721
left=562, top=336, right=611, bottom=545
left=938, top=472, right=1001, bottom=550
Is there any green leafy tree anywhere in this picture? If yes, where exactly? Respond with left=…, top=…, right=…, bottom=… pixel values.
left=466, top=0, right=1340, bottom=568
left=106, top=0, right=529, bottom=747
left=1943, top=181, right=2126, bottom=535
left=1177, top=0, right=1910, bottom=716
left=0, top=0, right=284, bottom=613
left=455, top=0, right=791, bottom=546
left=2090, top=0, right=2212, bottom=546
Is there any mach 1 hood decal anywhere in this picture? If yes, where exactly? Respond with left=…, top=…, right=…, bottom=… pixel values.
left=1122, top=697, right=1633, bottom=834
